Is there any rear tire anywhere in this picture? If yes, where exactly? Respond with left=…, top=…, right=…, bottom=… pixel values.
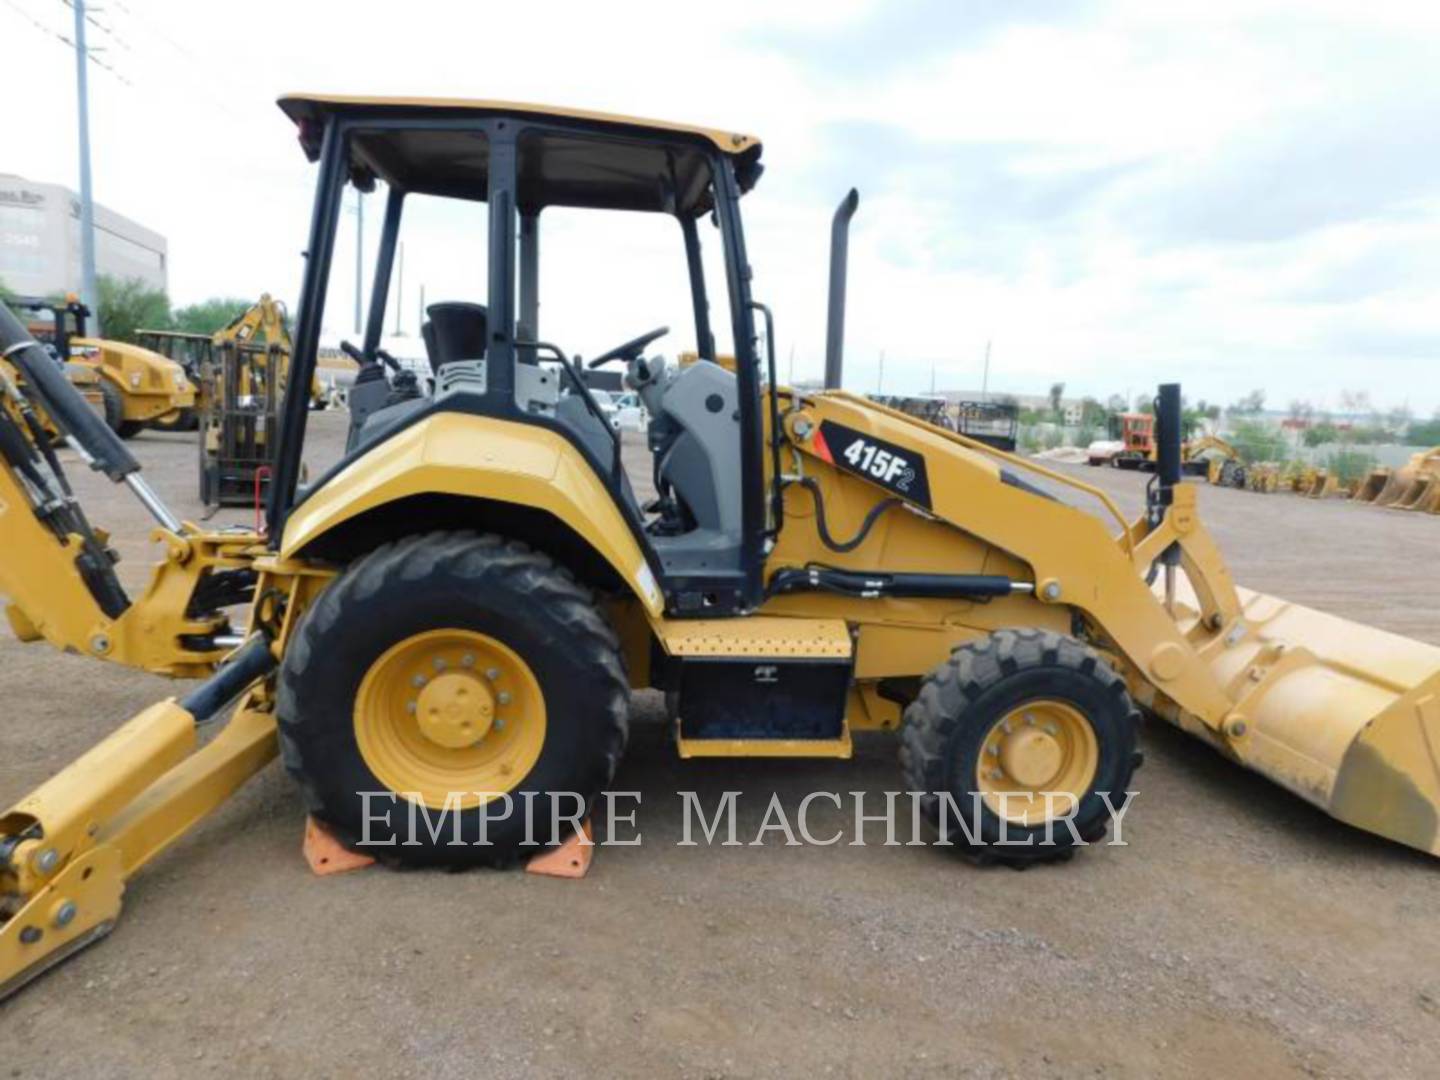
left=900, top=629, right=1140, bottom=864
left=277, top=531, right=629, bottom=867
left=99, top=380, right=125, bottom=435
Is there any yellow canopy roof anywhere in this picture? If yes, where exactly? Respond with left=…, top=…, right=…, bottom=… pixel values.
left=278, top=94, right=760, bottom=155
left=278, top=94, right=763, bottom=213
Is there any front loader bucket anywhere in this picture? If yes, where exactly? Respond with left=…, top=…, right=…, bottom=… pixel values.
left=1174, top=585, right=1440, bottom=856
left=1355, top=468, right=1391, bottom=503
left=1395, top=475, right=1438, bottom=512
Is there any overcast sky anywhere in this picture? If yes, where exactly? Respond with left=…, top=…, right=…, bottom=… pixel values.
left=5, top=0, right=1439, bottom=413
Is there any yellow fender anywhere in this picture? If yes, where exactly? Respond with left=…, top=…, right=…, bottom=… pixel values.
left=280, top=412, right=664, bottom=616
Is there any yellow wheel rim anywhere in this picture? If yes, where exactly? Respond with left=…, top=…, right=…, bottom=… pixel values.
left=974, top=699, right=1099, bottom=827
left=354, top=628, right=546, bottom=811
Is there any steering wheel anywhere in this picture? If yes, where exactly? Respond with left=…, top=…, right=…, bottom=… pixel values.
left=586, top=326, right=669, bottom=369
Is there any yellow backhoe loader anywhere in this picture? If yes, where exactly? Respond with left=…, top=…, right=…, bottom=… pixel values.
left=3, top=95, right=1440, bottom=999
left=9, top=295, right=195, bottom=437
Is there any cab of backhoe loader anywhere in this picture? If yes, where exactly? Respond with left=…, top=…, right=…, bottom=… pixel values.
left=271, top=95, right=772, bottom=616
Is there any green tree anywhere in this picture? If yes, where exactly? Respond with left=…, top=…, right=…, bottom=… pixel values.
left=1406, top=416, right=1440, bottom=446
left=1229, top=418, right=1287, bottom=464
left=97, top=275, right=172, bottom=343
left=1229, top=389, right=1266, bottom=415
left=1047, top=381, right=1066, bottom=417
left=173, top=296, right=254, bottom=335
left=1303, top=421, right=1342, bottom=448
left=1079, top=396, right=1108, bottom=427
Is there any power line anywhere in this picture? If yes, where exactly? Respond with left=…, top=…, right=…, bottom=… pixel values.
left=58, top=0, right=132, bottom=51
left=105, top=0, right=254, bottom=121
left=0, top=0, right=131, bottom=83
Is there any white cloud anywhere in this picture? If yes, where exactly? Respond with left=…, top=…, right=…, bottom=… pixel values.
left=3, top=0, right=1438, bottom=412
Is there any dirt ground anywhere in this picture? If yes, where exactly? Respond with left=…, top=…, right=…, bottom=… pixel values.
left=3, top=412, right=1440, bottom=1079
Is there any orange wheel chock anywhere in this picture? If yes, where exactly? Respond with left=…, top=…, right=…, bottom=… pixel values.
left=303, top=816, right=376, bottom=877
left=525, top=818, right=595, bottom=879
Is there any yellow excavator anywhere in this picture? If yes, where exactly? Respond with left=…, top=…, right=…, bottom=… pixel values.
left=8, top=295, right=195, bottom=437
left=2, top=94, right=1439, bottom=999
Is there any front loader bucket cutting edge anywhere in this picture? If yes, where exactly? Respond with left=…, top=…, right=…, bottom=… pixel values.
left=1170, top=583, right=1440, bottom=857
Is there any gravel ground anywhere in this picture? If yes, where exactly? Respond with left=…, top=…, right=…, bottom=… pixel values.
left=3, top=411, right=1439, bottom=1079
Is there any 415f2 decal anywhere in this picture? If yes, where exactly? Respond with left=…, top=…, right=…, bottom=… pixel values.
left=813, top=420, right=933, bottom=508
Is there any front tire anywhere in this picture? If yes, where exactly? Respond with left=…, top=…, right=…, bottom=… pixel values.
left=277, top=531, right=629, bottom=867
left=900, top=629, right=1140, bottom=863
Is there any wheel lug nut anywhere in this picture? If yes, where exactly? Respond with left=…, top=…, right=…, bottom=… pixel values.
left=461, top=653, right=475, bottom=667
left=990, top=768, right=1004, bottom=781
left=411, top=675, right=426, bottom=688
left=406, top=701, right=417, bottom=715
left=1024, top=713, right=1035, bottom=725
left=494, top=718, right=506, bottom=730
left=485, top=668, right=500, bottom=681
left=497, top=691, right=511, bottom=706
left=434, top=658, right=447, bottom=671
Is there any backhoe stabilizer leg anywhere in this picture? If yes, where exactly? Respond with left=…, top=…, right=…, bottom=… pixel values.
left=0, top=684, right=278, bottom=1000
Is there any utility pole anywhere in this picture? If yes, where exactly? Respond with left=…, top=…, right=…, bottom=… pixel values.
left=418, top=283, right=426, bottom=336
left=393, top=243, right=405, bottom=335
left=72, top=0, right=99, bottom=325
left=930, top=358, right=936, bottom=395
left=980, top=340, right=991, bottom=402
left=353, top=189, right=364, bottom=334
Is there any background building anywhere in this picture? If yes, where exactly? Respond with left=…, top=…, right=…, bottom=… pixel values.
left=0, top=173, right=167, bottom=297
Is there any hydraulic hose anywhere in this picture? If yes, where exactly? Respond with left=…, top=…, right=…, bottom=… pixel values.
left=784, top=476, right=902, bottom=554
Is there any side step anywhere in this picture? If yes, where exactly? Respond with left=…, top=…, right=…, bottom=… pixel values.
left=658, top=617, right=855, bottom=759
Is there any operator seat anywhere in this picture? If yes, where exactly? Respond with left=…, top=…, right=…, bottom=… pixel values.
left=628, top=355, right=743, bottom=565
left=421, top=302, right=488, bottom=373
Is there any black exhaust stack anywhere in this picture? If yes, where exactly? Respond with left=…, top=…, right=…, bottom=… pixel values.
left=1155, top=383, right=1183, bottom=500
left=823, top=189, right=859, bottom=390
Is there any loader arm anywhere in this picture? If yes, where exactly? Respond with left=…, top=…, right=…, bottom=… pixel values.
left=779, top=388, right=1440, bottom=856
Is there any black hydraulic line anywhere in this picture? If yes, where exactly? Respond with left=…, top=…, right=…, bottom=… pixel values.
left=749, top=300, right=785, bottom=540
left=784, top=476, right=901, bottom=553
left=0, top=406, right=129, bottom=617
left=179, top=636, right=277, bottom=723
